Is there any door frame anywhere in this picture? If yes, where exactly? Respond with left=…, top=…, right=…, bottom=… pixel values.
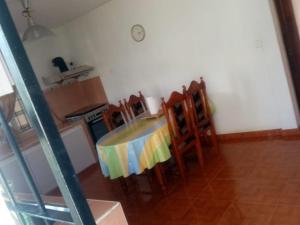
left=274, top=0, right=300, bottom=113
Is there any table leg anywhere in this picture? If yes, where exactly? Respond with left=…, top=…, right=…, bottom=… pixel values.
left=119, top=177, right=128, bottom=193
left=154, top=163, right=166, bottom=191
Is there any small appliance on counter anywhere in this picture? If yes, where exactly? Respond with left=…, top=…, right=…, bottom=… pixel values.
left=64, top=104, right=108, bottom=143
left=52, top=57, right=69, bottom=73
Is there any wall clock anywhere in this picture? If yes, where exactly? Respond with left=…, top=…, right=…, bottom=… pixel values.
left=131, top=24, right=146, bottom=42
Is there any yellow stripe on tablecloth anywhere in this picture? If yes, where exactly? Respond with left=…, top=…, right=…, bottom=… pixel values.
left=102, top=117, right=166, bottom=146
left=139, top=124, right=171, bottom=169
left=114, top=143, right=129, bottom=177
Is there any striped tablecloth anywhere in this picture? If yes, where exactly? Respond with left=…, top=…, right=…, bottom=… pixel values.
left=96, top=116, right=171, bottom=179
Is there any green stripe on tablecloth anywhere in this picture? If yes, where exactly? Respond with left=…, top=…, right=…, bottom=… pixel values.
left=103, top=117, right=165, bottom=146
left=104, top=145, right=123, bottom=178
left=139, top=124, right=171, bottom=169
left=146, top=139, right=171, bottom=168
left=99, top=117, right=171, bottom=179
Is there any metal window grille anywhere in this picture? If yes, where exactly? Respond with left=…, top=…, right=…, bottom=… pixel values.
left=0, top=1, right=96, bottom=225
left=11, top=95, right=32, bottom=132
left=0, top=110, right=74, bottom=225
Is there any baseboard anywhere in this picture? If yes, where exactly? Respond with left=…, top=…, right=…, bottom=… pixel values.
left=217, top=128, right=300, bottom=142
left=281, top=128, right=300, bottom=139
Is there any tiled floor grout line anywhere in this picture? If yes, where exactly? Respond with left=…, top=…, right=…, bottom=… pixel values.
left=215, top=201, right=235, bottom=225
left=265, top=175, right=300, bottom=225
left=201, top=151, right=231, bottom=225
left=265, top=201, right=280, bottom=225
left=74, top=140, right=300, bottom=225
left=205, top=154, right=226, bottom=185
left=204, top=148, right=281, bottom=225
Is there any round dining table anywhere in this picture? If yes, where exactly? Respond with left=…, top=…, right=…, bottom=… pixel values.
left=96, top=115, right=171, bottom=190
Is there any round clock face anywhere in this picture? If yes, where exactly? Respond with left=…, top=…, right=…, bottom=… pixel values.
left=131, top=24, right=145, bottom=42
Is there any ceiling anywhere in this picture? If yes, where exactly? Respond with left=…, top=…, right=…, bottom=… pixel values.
left=6, top=0, right=111, bottom=33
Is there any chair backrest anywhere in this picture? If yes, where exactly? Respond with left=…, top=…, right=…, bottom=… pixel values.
left=183, top=77, right=211, bottom=125
left=103, top=101, right=128, bottom=131
left=161, top=91, right=195, bottom=144
left=124, top=91, right=147, bottom=119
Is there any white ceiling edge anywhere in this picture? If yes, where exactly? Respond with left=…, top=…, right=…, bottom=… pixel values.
left=6, top=0, right=112, bottom=34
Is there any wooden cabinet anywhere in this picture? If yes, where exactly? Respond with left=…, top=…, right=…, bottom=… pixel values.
left=44, top=77, right=108, bottom=123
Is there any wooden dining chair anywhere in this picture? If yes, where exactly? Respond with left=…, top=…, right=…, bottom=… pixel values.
left=103, top=101, right=129, bottom=131
left=124, top=91, right=147, bottom=119
left=161, top=91, right=204, bottom=180
left=183, top=77, right=219, bottom=153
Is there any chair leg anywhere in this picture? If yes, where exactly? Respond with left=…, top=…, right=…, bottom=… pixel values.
left=154, top=163, right=167, bottom=191
left=173, top=146, right=186, bottom=181
left=195, top=137, right=205, bottom=169
left=210, top=126, right=219, bottom=154
left=119, top=177, right=128, bottom=193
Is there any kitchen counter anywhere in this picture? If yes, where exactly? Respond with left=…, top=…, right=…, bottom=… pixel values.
left=0, top=119, right=95, bottom=162
left=0, top=122, right=61, bottom=161
left=58, top=200, right=128, bottom=225
left=0, top=121, right=97, bottom=194
left=15, top=194, right=128, bottom=225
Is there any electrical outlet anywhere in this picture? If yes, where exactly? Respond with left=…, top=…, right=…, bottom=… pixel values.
left=255, top=40, right=264, bottom=49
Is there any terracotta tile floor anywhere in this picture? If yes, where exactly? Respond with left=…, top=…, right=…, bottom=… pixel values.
left=75, top=139, right=300, bottom=225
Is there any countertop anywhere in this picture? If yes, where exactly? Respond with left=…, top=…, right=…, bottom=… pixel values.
left=14, top=194, right=128, bottom=225
left=0, top=120, right=84, bottom=162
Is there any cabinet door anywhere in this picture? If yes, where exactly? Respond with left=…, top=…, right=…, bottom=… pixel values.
left=24, top=145, right=57, bottom=194
left=61, top=126, right=96, bottom=174
left=0, top=157, right=30, bottom=193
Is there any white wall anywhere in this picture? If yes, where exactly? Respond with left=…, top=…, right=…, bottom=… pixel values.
left=28, top=0, right=298, bottom=134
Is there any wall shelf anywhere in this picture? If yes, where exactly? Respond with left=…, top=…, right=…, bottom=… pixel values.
left=42, top=65, right=94, bottom=86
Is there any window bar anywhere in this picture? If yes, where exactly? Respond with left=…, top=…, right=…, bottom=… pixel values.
left=0, top=169, right=27, bottom=225
left=1, top=166, right=74, bottom=224
left=0, top=110, right=50, bottom=225
left=0, top=1, right=96, bottom=225
left=8, top=202, right=73, bottom=224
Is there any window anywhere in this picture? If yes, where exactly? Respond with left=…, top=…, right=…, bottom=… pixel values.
left=0, top=2, right=96, bottom=224
left=10, top=95, right=31, bottom=132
